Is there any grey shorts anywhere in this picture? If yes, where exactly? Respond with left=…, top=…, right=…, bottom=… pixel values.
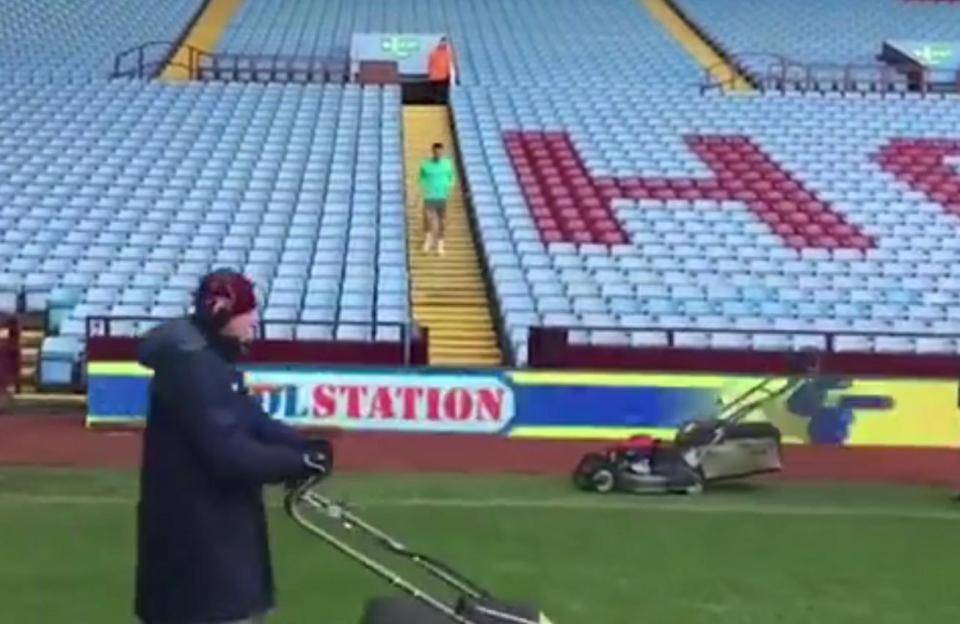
left=424, top=199, right=447, bottom=215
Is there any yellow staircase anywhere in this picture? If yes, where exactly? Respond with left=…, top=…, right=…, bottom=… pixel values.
left=403, top=105, right=503, bottom=367
left=161, top=0, right=244, bottom=81
left=18, top=327, right=41, bottom=393
left=644, top=0, right=753, bottom=91
left=5, top=317, right=85, bottom=409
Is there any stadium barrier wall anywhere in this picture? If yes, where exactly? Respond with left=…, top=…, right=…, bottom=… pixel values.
left=528, top=327, right=960, bottom=378
left=86, top=361, right=960, bottom=449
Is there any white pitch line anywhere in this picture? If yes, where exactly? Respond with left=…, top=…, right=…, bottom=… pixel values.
left=0, top=492, right=958, bottom=521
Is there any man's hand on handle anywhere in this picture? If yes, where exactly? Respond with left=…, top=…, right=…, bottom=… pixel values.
left=286, top=438, right=334, bottom=494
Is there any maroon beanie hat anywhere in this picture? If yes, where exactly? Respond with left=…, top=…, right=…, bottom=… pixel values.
left=194, top=269, right=258, bottom=327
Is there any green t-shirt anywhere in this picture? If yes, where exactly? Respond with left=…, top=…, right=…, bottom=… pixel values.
left=419, top=156, right=456, bottom=200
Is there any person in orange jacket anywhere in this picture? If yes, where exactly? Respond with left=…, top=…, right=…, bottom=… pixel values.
left=427, top=36, right=456, bottom=103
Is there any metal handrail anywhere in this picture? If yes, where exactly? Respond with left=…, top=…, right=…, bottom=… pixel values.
left=541, top=323, right=960, bottom=354
left=194, top=52, right=348, bottom=83
left=112, top=41, right=348, bottom=83
left=701, top=52, right=947, bottom=96
left=112, top=41, right=205, bottom=79
left=83, top=316, right=420, bottom=365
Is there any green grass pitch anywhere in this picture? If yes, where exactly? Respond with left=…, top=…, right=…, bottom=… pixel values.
left=1, top=468, right=959, bottom=623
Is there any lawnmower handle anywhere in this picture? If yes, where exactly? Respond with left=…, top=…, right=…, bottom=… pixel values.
left=283, top=474, right=326, bottom=516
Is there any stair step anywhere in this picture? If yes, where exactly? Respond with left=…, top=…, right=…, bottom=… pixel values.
left=427, top=324, right=498, bottom=335
left=412, top=276, right=481, bottom=282
left=419, top=324, right=496, bottom=332
left=431, top=358, right=502, bottom=367
left=430, top=345, right=500, bottom=363
left=414, top=304, right=490, bottom=312
left=430, top=338, right=498, bottom=347
left=412, top=291, right=487, bottom=298
left=411, top=250, right=478, bottom=257
left=414, top=303, right=491, bottom=311
left=410, top=266, right=482, bottom=272
left=415, top=311, right=494, bottom=321
left=430, top=340, right=501, bottom=351
left=410, top=267, right=481, bottom=273
left=14, top=392, right=86, bottom=407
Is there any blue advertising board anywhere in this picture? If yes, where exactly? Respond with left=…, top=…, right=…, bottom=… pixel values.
left=85, top=363, right=960, bottom=448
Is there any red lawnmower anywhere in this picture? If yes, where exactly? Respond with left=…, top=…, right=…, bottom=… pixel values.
left=573, top=375, right=810, bottom=495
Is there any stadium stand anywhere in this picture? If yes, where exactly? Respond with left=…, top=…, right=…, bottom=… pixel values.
left=5, top=0, right=960, bottom=392
left=0, top=0, right=205, bottom=79
left=673, top=0, right=960, bottom=82
left=452, top=86, right=960, bottom=364
left=214, top=0, right=704, bottom=88
left=0, top=79, right=410, bottom=386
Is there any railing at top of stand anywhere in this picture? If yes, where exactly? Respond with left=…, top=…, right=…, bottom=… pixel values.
left=84, top=316, right=424, bottom=367
left=698, top=51, right=785, bottom=93
left=195, top=52, right=349, bottom=84
left=111, top=41, right=350, bottom=83
left=112, top=41, right=204, bottom=80
left=526, top=325, right=960, bottom=376
left=541, top=323, right=960, bottom=351
left=700, top=52, right=959, bottom=96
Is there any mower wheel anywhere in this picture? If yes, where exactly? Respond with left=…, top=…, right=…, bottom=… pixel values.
left=591, top=467, right=616, bottom=493
left=572, top=453, right=614, bottom=492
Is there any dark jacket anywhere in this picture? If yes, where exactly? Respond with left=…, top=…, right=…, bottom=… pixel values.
left=134, top=317, right=312, bottom=624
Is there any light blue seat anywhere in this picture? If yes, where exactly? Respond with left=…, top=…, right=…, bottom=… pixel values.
left=336, top=324, right=373, bottom=342
left=295, top=325, right=335, bottom=341
left=156, top=289, right=190, bottom=306
left=108, top=304, right=149, bottom=337
left=302, top=307, right=337, bottom=323
left=39, top=336, right=83, bottom=388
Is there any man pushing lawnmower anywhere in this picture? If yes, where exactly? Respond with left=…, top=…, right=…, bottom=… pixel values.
left=134, top=269, right=333, bottom=624
left=134, top=269, right=553, bottom=624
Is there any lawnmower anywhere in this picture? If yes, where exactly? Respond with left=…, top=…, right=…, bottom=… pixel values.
left=285, top=475, right=556, bottom=624
left=572, top=372, right=814, bottom=496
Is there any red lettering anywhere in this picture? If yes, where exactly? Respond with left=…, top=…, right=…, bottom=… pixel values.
left=443, top=388, right=473, bottom=421
left=875, top=138, right=960, bottom=216
left=312, top=385, right=337, bottom=419
left=400, top=386, right=423, bottom=420
left=425, top=387, right=442, bottom=420
left=371, top=387, right=395, bottom=419
left=475, top=388, right=504, bottom=421
left=311, top=382, right=508, bottom=425
left=506, top=131, right=873, bottom=249
left=342, top=386, right=366, bottom=419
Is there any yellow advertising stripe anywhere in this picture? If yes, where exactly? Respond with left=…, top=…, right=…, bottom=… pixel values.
left=87, top=362, right=152, bottom=377
left=508, top=371, right=731, bottom=388
left=841, top=380, right=960, bottom=448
